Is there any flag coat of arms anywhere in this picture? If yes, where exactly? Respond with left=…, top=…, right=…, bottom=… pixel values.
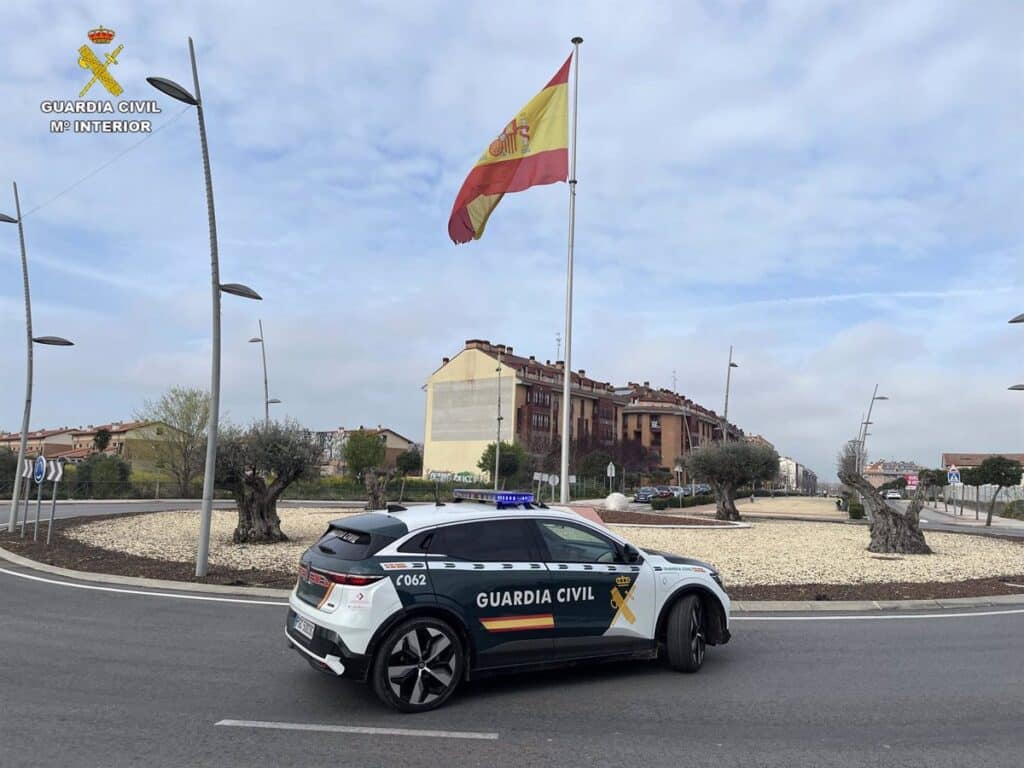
left=448, top=55, right=571, bottom=244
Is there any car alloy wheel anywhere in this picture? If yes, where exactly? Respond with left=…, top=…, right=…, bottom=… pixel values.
left=666, top=593, right=706, bottom=673
left=373, top=617, right=463, bottom=712
left=689, top=599, right=705, bottom=667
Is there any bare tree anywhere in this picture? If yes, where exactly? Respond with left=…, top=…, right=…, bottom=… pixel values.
left=137, top=387, right=210, bottom=496
left=837, top=442, right=931, bottom=554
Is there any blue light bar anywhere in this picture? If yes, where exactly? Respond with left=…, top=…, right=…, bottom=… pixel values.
left=453, top=489, right=535, bottom=506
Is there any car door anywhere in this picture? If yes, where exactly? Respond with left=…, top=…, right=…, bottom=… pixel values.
left=535, top=519, right=656, bottom=660
left=426, top=518, right=554, bottom=670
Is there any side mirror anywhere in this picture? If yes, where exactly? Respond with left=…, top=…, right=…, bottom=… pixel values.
left=622, top=543, right=641, bottom=564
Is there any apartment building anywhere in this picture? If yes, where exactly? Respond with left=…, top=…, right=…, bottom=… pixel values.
left=422, top=339, right=748, bottom=478
left=422, top=340, right=624, bottom=477
left=618, top=383, right=739, bottom=471
left=1, top=421, right=172, bottom=468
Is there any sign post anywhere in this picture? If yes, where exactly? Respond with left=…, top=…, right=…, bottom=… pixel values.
left=45, top=459, right=64, bottom=545
left=606, top=461, right=615, bottom=494
left=32, top=455, right=46, bottom=542
left=19, top=459, right=32, bottom=537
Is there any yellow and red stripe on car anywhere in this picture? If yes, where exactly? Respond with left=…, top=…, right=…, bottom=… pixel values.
left=479, top=613, right=555, bottom=633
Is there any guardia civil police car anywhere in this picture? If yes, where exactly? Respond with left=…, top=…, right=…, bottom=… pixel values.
left=285, top=489, right=730, bottom=712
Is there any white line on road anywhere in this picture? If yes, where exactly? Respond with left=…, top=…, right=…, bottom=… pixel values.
left=0, top=567, right=288, bottom=607
left=733, top=608, right=1024, bottom=621
left=3, top=565, right=1023, bottom=622
left=215, top=719, right=499, bottom=740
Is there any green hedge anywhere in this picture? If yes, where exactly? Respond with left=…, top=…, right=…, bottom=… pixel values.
left=848, top=502, right=865, bottom=520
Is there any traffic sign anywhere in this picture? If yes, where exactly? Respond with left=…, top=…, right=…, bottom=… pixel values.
left=606, top=462, right=616, bottom=478
left=21, top=459, right=32, bottom=478
left=549, top=475, right=559, bottom=487
left=46, top=459, right=64, bottom=483
left=947, top=466, right=961, bottom=485
left=33, top=456, right=46, bottom=485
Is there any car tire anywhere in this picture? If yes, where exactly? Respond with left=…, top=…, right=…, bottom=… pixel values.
left=371, top=616, right=464, bottom=713
left=666, top=594, right=706, bottom=673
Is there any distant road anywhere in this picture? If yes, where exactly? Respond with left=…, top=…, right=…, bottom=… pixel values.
left=892, top=499, right=1024, bottom=539
left=2, top=498, right=363, bottom=523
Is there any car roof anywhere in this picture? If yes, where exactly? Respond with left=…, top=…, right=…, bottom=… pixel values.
left=332, top=502, right=596, bottom=535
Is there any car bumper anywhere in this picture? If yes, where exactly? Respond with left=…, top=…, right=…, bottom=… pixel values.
left=285, top=607, right=371, bottom=680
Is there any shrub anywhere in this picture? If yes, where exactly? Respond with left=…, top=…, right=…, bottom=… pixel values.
left=1001, top=500, right=1024, bottom=520
left=848, top=501, right=865, bottom=520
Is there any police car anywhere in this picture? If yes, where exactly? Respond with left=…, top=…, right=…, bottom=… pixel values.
left=286, top=489, right=731, bottom=712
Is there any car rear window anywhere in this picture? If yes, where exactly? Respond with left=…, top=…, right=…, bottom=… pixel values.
left=315, top=527, right=386, bottom=560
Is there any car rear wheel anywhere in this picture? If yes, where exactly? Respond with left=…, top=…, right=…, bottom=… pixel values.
left=371, top=617, right=464, bottom=713
left=666, top=594, right=705, bottom=673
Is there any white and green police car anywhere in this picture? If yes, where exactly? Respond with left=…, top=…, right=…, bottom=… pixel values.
left=286, top=489, right=731, bottom=712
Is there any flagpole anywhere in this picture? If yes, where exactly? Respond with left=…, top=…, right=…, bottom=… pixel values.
left=559, top=36, right=582, bottom=504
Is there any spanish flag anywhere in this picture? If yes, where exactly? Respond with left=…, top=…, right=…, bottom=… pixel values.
left=448, top=55, right=571, bottom=244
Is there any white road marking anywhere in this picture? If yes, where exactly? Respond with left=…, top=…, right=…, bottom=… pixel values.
left=216, top=719, right=499, bottom=740
left=733, top=608, right=1024, bottom=621
left=3, top=565, right=1022, bottom=622
left=0, top=566, right=287, bottom=607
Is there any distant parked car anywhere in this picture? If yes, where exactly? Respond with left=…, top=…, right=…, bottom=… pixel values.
left=667, top=485, right=686, bottom=498
left=654, top=486, right=674, bottom=499
left=692, top=483, right=712, bottom=495
left=884, top=490, right=902, bottom=500
left=634, top=486, right=658, bottom=503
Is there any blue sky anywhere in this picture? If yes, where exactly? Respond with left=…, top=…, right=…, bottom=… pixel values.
left=1, top=0, right=1022, bottom=477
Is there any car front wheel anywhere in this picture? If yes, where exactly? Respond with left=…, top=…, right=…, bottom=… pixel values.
left=666, top=594, right=706, bottom=673
left=371, top=617, right=464, bottom=712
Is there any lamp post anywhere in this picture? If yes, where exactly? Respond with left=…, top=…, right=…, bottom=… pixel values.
left=148, top=39, right=262, bottom=577
left=248, top=319, right=279, bottom=427
left=721, top=346, right=738, bottom=442
left=857, top=385, right=888, bottom=474
left=3, top=183, right=74, bottom=533
left=494, top=355, right=503, bottom=490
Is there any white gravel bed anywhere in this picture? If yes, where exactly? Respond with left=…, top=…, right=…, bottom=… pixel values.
left=613, top=521, right=1024, bottom=585
left=66, top=507, right=356, bottom=573
left=66, top=510, right=1024, bottom=586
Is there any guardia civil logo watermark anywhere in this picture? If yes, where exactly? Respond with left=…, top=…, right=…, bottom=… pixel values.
left=40, top=25, right=162, bottom=134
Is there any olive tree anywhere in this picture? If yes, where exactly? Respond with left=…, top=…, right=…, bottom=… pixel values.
left=837, top=442, right=931, bottom=554
left=685, top=442, right=779, bottom=521
left=215, top=420, right=323, bottom=543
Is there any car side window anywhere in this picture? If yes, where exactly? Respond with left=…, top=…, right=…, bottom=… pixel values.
left=428, top=520, right=538, bottom=561
left=536, top=521, right=623, bottom=564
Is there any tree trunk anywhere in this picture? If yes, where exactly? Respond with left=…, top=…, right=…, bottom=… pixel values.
left=986, top=486, right=1002, bottom=527
left=233, top=493, right=288, bottom=544
left=714, top=483, right=741, bottom=521
left=838, top=462, right=931, bottom=554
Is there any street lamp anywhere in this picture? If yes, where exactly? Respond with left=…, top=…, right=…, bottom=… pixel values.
left=721, top=345, right=739, bottom=441
left=248, top=319, right=279, bottom=427
left=148, top=39, right=262, bottom=578
left=1010, top=385, right=1024, bottom=391
left=3, top=183, right=74, bottom=533
left=856, top=387, right=888, bottom=473
left=1009, top=314, right=1024, bottom=324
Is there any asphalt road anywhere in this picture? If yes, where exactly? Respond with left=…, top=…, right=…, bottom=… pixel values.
left=891, top=499, right=1024, bottom=539
left=1, top=563, right=1022, bottom=767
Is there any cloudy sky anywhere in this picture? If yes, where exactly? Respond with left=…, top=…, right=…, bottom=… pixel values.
left=1, top=1, right=1022, bottom=478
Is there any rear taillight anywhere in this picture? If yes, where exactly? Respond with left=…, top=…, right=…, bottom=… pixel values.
left=325, top=572, right=383, bottom=586
left=299, top=563, right=383, bottom=588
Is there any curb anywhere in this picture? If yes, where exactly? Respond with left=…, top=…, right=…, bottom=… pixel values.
left=4, top=542, right=1024, bottom=613
left=0, top=544, right=291, bottom=598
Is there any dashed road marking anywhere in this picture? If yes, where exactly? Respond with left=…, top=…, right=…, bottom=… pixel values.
left=215, top=719, right=499, bottom=740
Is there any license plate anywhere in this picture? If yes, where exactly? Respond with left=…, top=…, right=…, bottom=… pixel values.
left=293, top=615, right=315, bottom=640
